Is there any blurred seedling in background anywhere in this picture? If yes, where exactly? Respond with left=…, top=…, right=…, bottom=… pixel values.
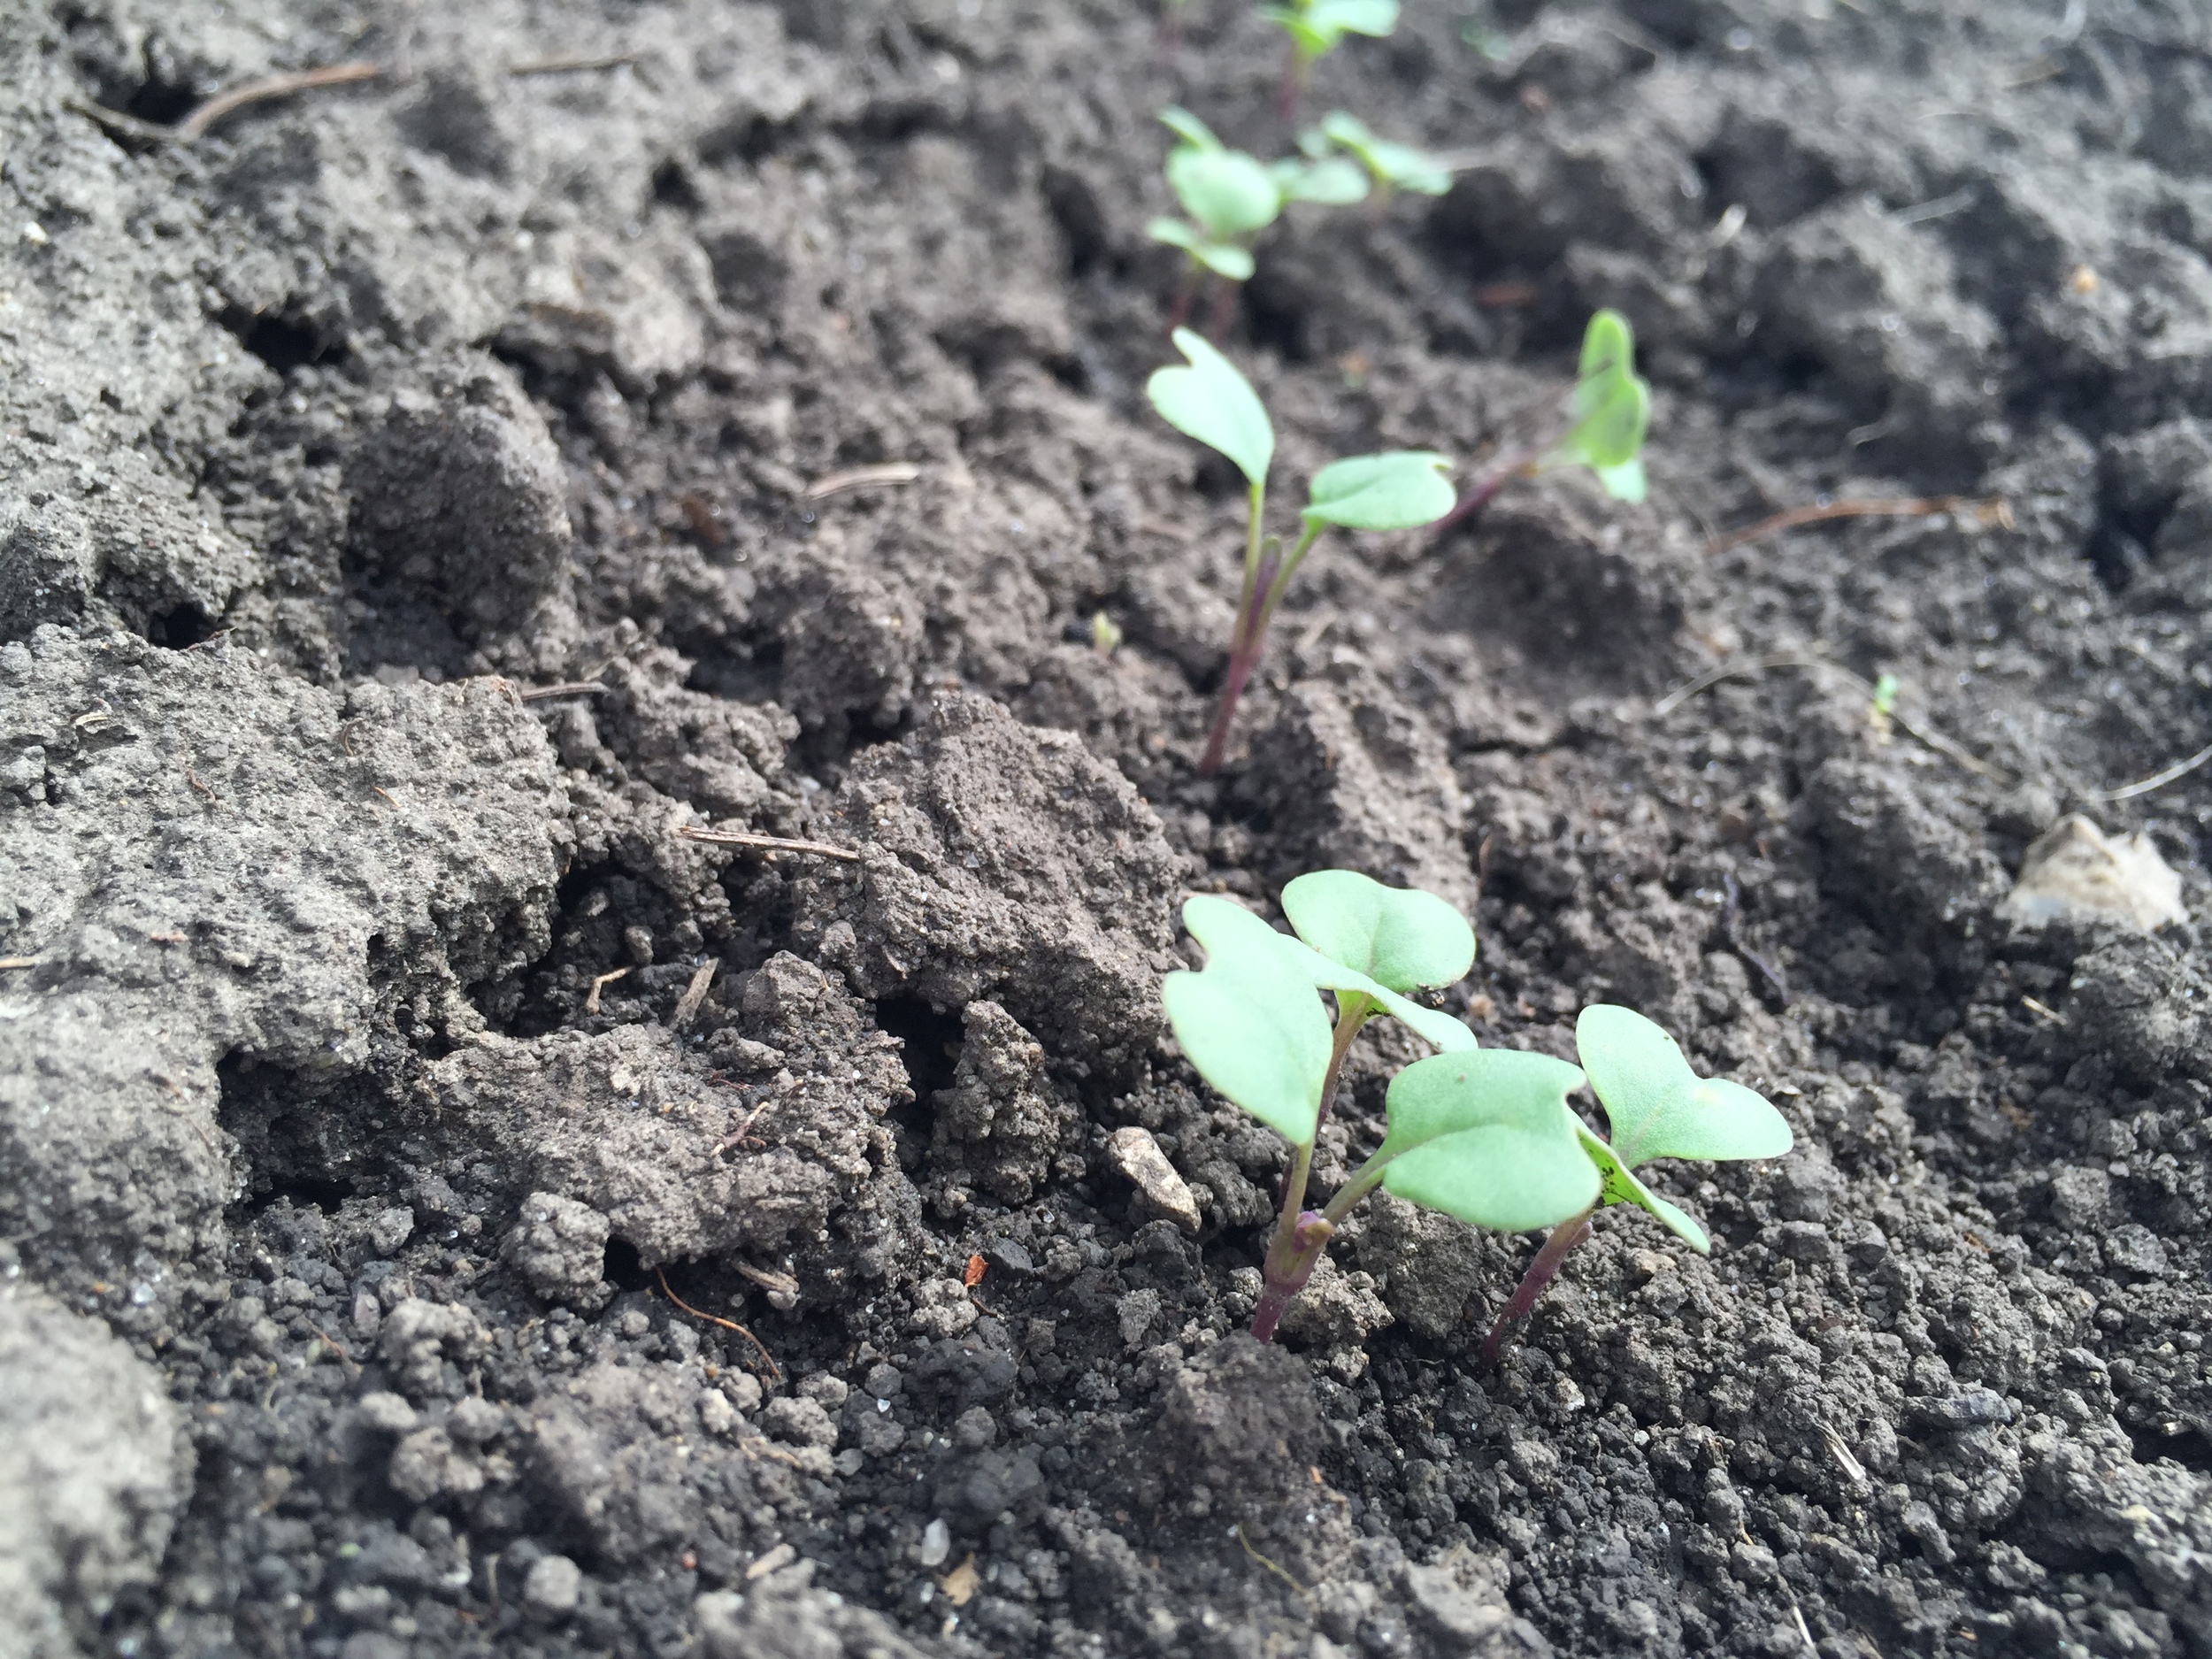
left=1148, top=108, right=1363, bottom=337
left=1262, top=0, right=1401, bottom=118
left=1165, top=872, right=1580, bottom=1340
left=1432, top=307, right=1652, bottom=536
left=1478, top=1005, right=1793, bottom=1364
left=1306, top=111, right=1453, bottom=211
left=1147, top=329, right=1453, bottom=773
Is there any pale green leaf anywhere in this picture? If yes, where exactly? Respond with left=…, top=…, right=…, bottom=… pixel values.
left=1281, top=870, right=1474, bottom=992
left=1574, top=1004, right=1794, bottom=1169
left=1594, top=457, right=1647, bottom=503
left=1375, top=1051, right=1601, bottom=1231
left=1184, top=894, right=1475, bottom=1053
left=1548, top=309, right=1650, bottom=476
left=1147, top=328, right=1274, bottom=489
left=1167, top=147, right=1282, bottom=240
left=1272, top=156, right=1370, bottom=205
left=1158, top=105, right=1222, bottom=152
left=1574, top=1123, right=1711, bottom=1252
left=1302, top=450, right=1455, bottom=532
left=1164, top=900, right=1333, bottom=1144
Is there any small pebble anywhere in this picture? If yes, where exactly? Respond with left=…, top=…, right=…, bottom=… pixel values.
left=523, top=1555, right=582, bottom=1621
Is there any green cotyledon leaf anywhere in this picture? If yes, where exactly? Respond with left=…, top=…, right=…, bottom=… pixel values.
left=1375, top=1050, right=1601, bottom=1231
left=1183, top=894, right=1476, bottom=1054
left=1279, top=869, right=1474, bottom=993
left=1163, top=901, right=1332, bottom=1144
left=1301, top=451, right=1455, bottom=533
left=1574, top=1004, right=1793, bottom=1170
left=1147, top=328, right=1274, bottom=489
left=1573, top=1121, right=1710, bottom=1252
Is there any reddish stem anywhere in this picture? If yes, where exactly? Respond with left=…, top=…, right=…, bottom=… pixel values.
left=1198, top=646, right=1257, bottom=777
left=1479, top=1209, right=1594, bottom=1368
left=1275, top=50, right=1305, bottom=122
left=1429, top=449, right=1534, bottom=541
left=1205, top=274, right=1240, bottom=344
left=1251, top=1210, right=1331, bottom=1342
left=1166, top=273, right=1194, bottom=337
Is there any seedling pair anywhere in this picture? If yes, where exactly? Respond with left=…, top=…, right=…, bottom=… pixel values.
left=1432, top=309, right=1653, bottom=536
left=1146, top=330, right=1453, bottom=774
left=1303, top=111, right=1452, bottom=205
left=1161, top=872, right=1792, bottom=1347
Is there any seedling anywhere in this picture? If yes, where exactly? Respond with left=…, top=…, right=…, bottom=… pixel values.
left=1431, top=308, right=1652, bottom=537
left=1149, top=108, right=1365, bottom=336
left=1147, top=330, right=1453, bottom=774
left=1309, top=111, right=1453, bottom=204
left=1262, top=0, right=1401, bottom=117
left=1478, top=1005, right=1793, bottom=1364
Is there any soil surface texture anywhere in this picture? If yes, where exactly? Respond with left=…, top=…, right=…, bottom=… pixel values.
left=7, top=3, right=2212, bottom=1658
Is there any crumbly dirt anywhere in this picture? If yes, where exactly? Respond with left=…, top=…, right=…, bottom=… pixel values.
left=6, top=2, right=2212, bottom=1656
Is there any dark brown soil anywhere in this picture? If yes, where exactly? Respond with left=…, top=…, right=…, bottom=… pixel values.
left=6, top=3, right=2212, bottom=1658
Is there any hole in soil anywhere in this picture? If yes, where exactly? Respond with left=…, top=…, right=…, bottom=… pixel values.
left=875, top=995, right=964, bottom=1096
left=219, top=307, right=343, bottom=373
left=650, top=157, right=703, bottom=211
left=146, top=602, right=219, bottom=649
left=126, top=73, right=199, bottom=126
left=602, top=1235, right=657, bottom=1295
left=218, top=1052, right=378, bottom=1206
left=2125, top=1418, right=2212, bottom=1474
left=1043, top=165, right=1110, bottom=277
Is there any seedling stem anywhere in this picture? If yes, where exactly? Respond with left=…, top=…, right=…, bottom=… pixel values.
left=1477, top=1207, right=1593, bottom=1366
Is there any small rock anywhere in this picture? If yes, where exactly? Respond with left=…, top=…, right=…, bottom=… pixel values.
left=763, top=1394, right=838, bottom=1449
left=522, top=1554, right=582, bottom=1622
left=1730, top=1540, right=1778, bottom=1584
left=920, top=1518, right=951, bottom=1567
left=2107, top=1223, right=2170, bottom=1277
left=388, top=1426, right=484, bottom=1502
left=1105, top=1126, right=1202, bottom=1233
left=503, top=1192, right=612, bottom=1310
left=2001, top=815, right=2185, bottom=932
left=368, top=1207, right=416, bottom=1257
left=983, top=1237, right=1034, bottom=1275
left=354, top=1392, right=418, bottom=1434
left=446, top=1396, right=505, bottom=1445
left=951, top=1406, right=996, bottom=1450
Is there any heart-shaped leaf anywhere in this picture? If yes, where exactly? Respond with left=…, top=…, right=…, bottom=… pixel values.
left=1271, top=156, right=1370, bottom=205
left=1573, top=1123, right=1710, bottom=1252
left=1158, top=105, right=1222, bottom=152
left=1147, top=329, right=1274, bottom=489
left=1574, top=1004, right=1793, bottom=1170
left=1166, top=147, right=1282, bottom=240
left=1316, top=111, right=1451, bottom=196
left=1148, top=219, right=1256, bottom=280
left=1302, top=451, right=1455, bottom=533
left=1281, top=870, right=1474, bottom=992
left=1184, top=894, right=1476, bottom=1053
left=1374, top=1050, right=1601, bottom=1231
left=1548, top=310, right=1650, bottom=481
left=1164, top=900, right=1333, bottom=1145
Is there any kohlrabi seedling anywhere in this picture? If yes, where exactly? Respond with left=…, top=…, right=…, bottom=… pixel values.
left=1478, top=1004, right=1793, bottom=1363
left=1263, top=0, right=1401, bottom=117
left=1150, top=108, right=1368, bottom=335
left=1310, top=111, right=1453, bottom=204
left=1148, top=107, right=1282, bottom=294
left=1432, top=308, right=1653, bottom=536
left=1167, top=872, right=1607, bottom=1340
left=1147, top=330, right=1453, bottom=774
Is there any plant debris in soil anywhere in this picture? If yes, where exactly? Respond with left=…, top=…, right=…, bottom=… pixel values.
left=8, top=3, right=2212, bottom=1658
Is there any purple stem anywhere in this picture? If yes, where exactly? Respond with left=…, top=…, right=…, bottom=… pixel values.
left=1249, top=1006, right=1367, bottom=1341
left=1428, top=446, right=1535, bottom=541
left=1197, top=539, right=1279, bottom=778
left=1204, top=274, right=1240, bottom=344
left=1479, top=1208, right=1594, bottom=1368
left=1275, top=51, right=1304, bottom=123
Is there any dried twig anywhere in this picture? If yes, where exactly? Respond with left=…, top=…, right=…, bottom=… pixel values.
left=1706, top=495, right=2012, bottom=556
left=655, top=1266, right=780, bottom=1380
left=518, top=681, right=608, bottom=703
left=2086, top=740, right=2212, bottom=803
left=672, top=960, right=719, bottom=1029
left=507, top=53, right=638, bottom=77
left=0, top=956, right=38, bottom=971
left=584, top=966, right=631, bottom=1014
left=678, top=826, right=862, bottom=862
left=1653, top=653, right=2008, bottom=781
left=733, top=1261, right=801, bottom=1299
left=1234, top=1524, right=1308, bottom=1595
left=175, top=62, right=384, bottom=141
left=802, top=462, right=923, bottom=501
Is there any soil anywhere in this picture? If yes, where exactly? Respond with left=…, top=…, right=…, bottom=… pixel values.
left=6, top=2, right=2212, bottom=1657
